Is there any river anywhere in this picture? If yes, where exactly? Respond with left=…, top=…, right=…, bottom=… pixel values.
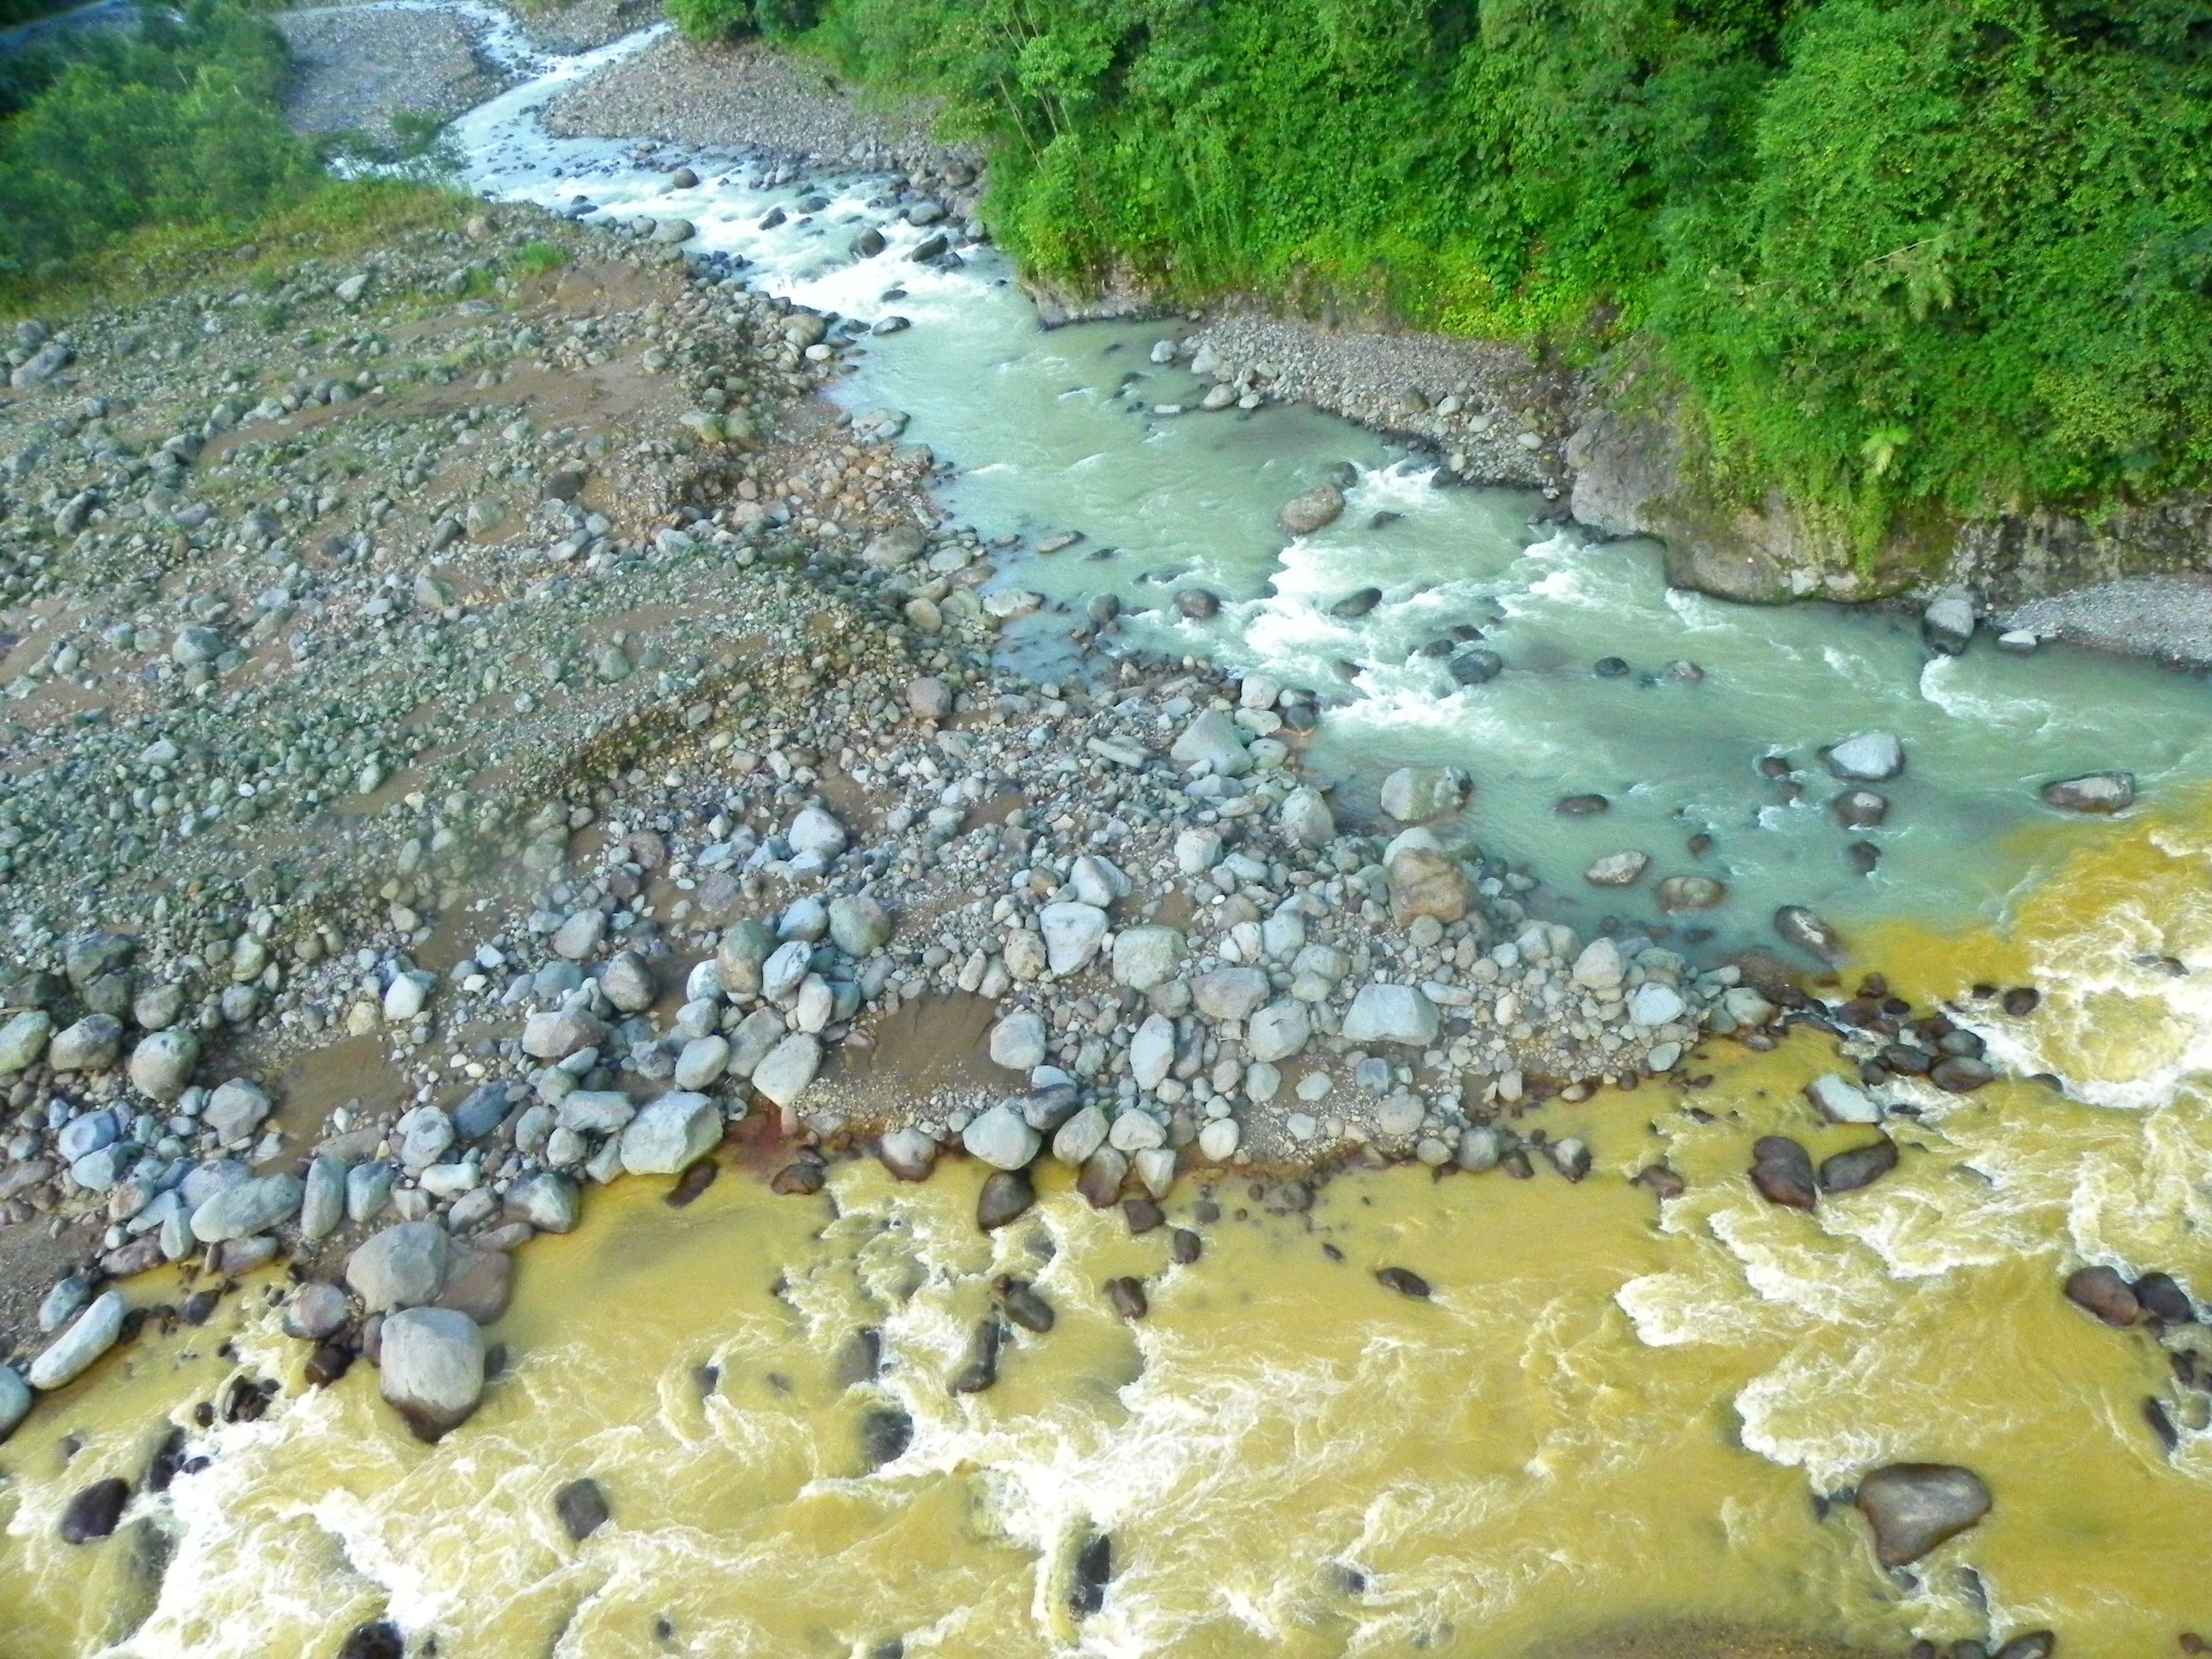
left=2, top=18, right=2209, bottom=1657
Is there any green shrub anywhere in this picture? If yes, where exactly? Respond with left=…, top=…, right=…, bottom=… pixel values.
left=807, top=0, right=2212, bottom=530
left=668, top=0, right=818, bottom=43
left=0, top=0, right=317, bottom=280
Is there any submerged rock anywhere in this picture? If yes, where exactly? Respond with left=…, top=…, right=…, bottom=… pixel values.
left=1773, top=905, right=1845, bottom=964
left=555, top=1477, right=610, bottom=1540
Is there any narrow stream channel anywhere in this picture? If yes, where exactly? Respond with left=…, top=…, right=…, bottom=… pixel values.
left=1, top=20, right=2209, bottom=1658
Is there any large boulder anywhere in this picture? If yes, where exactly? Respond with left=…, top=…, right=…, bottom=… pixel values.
left=1168, top=711, right=1252, bottom=777
left=127, top=1029, right=199, bottom=1100
left=1854, top=1463, right=1992, bottom=1568
left=1247, top=1002, right=1312, bottom=1063
left=189, top=1173, right=303, bottom=1243
left=1192, top=967, right=1270, bottom=1022
left=1110, top=927, right=1185, bottom=991
left=963, top=1103, right=1040, bottom=1171
left=750, top=1033, right=821, bottom=1108
left=988, top=1011, right=1047, bottom=1071
left=1278, top=484, right=1345, bottom=536
left=0, top=1365, right=28, bottom=1441
left=0, top=1010, right=51, bottom=1073
left=620, top=1092, right=722, bottom=1175
left=379, top=1307, right=486, bottom=1441
left=1825, top=731, right=1905, bottom=782
left=1385, top=839, right=1469, bottom=925
left=1342, top=984, right=1440, bottom=1046
left=28, top=1290, right=126, bottom=1390
left=1039, top=903, right=1109, bottom=975
left=504, top=1172, right=579, bottom=1232
left=2040, top=772, right=2133, bottom=814
left=346, top=1221, right=451, bottom=1313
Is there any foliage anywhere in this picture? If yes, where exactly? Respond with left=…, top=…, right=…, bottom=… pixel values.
left=806, top=0, right=2212, bottom=526
left=0, top=0, right=318, bottom=281
left=668, top=0, right=819, bottom=44
left=511, top=239, right=568, bottom=274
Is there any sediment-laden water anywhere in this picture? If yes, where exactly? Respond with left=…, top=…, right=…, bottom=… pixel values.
left=3, top=21, right=2210, bottom=1657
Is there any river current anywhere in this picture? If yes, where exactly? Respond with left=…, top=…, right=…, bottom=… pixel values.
left=3, top=20, right=2211, bottom=1657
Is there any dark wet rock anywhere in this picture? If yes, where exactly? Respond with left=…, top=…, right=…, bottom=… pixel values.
left=949, top=1319, right=1003, bottom=1394
left=977, top=1169, right=1036, bottom=1231
left=666, top=1158, right=719, bottom=1208
left=2133, top=1272, right=2195, bottom=1324
left=1330, top=586, right=1382, bottom=620
left=1375, top=1266, right=1431, bottom=1299
left=1749, top=1137, right=1818, bottom=1209
left=1854, top=1462, right=1993, bottom=1567
left=1170, top=1228, right=1202, bottom=1266
left=770, top=1156, right=826, bottom=1196
left=1554, top=794, right=1610, bottom=817
left=1070, top=1532, right=1113, bottom=1616
left=835, top=1327, right=883, bottom=1388
left=2001, top=987, right=2041, bottom=1017
left=220, top=1375, right=275, bottom=1424
left=1832, top=789, right=1888, bottom=829
left=1123, top=1197, right=1164, bottom=1235
left=2145, top=1395, right=2180, bottom=1452
left=1846, top=841, right=1881, bottom=875
left=143, top=1426, right=187, bottom=1494
left=60, top=1477, right=131, bottom=1543
left=859, top=1407, right=913, bottom=1469
left=2040, top=772, right=2133, bottom=813
left=1447, top=648, right=1503, bottom=685
left=1990, top=1633, right=2054, bottom=1659
left=991, top=1275, right=1055, bottom=1333
left=306, top=1342, right=354, bottom=1388
left=1104, top=1277, right=1148, bottom=1320
left=1076, top=1150, right=1126, bottom=1209
left=337, top=1621, right=404, bottom=1659
left=555, top=1477, right=610, bottom=1540
left=1930, top=1057, right=1997, bottom=1093
left=1819, top=1138, right=1899, bottom=1194
left=1592, top=655, right=1631, bottom=678
left=2064, top=1265, right=2141, bottom=1326
left=1633, top=1164, right=1687, bottom=1200
left=1174, top=588, right=1220, bottom=620
left=1773, top=905, right=1846, bottom=964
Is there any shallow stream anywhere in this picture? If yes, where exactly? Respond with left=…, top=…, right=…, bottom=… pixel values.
left=3, top=22, right=2211, bottom=1657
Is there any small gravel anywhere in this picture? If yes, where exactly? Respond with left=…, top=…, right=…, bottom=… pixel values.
left=2003, top=576, right=2212, bottom=667
left=277, top=7, right=503, bottom=141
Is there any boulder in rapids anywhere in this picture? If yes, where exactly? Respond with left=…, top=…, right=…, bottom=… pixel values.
left=1853, top=1462, right=1992, bottom=1568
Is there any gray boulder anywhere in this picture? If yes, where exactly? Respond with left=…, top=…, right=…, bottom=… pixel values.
left=989, top=1011, right=1048, bottom=1071
left=189, top=1173, right=303, bottom=1243
left=283, top=1282, right=351, bottom=1342
left=620, top=1092, right=722, bottom=1175
left=204, top=1079, right=275, bottom=1146
left=963, top=1103, right=1040, bottom=1171
left=128, top=1028, right=199, bottom=1101
left=1279, top=789, right=1335, bottom=849
left=346, top=1221, right=452, bottom=1312
left=2040, top=771, right=2133, bottom=814
left=0, top=1010, right=51, bottom=1073
left=878, top=1126, right=938, bottom=1181
left=750, top=1033, right=822, bottom=1108
left=1247, top=1002, right=1312, bottom=1063
left=1110, top=927, right=1185, bottom=991
left=49, top=1015, right=122, bottom=1072
left=1039, top=903, right=1109, bottom=975
left=1922, top=591, right=1976, bottom=655
left=1342, top=984, right=1440, bottom=1046
left=828, top=894, right=894, bottom=957
left=300, top=1155, right=347, bottom=1241
left=29, top=1290, right=126, bottom=1389
left=1278, top=484, right=1345, bottom=535
left=1169, top=710, right=1252, bottom=777
left=380, top=1307, right=486, bottom=1441
left=1192, top=967, right=1270, bottom=1022
left=504, top=1172, right=580, bottom=1232
left=1826, top=731, right=1904, bottom=782
left=1854, top=1463, right=1992, bottom=1568
left=0, top=1366, right=28, bottom=1441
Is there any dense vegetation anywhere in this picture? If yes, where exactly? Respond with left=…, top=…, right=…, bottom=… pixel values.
left=678, top=0, right=2212, bottom=533
left=0, top=0, right=320, bottom=282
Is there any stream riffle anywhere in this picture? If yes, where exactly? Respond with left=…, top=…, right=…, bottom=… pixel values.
left=2, top=18, right=2210, bottom=1657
